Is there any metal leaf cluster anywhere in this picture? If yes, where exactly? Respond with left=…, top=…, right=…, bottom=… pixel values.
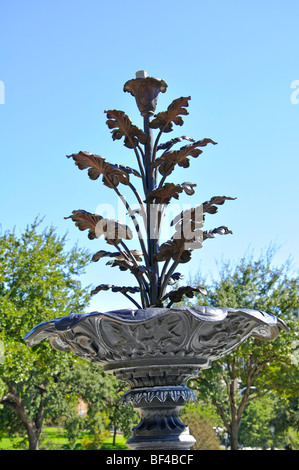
left=65, top=76, right=236, bottom=308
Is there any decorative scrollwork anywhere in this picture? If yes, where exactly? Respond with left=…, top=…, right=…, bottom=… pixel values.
left=25, top=307, right=288, bottom=368
left=122, top=386, right=196, bottom=406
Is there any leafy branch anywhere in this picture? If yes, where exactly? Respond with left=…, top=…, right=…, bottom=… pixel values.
left=65, top=77, right=236, bottom=309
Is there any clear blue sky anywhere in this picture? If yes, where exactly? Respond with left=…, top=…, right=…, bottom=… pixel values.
left=1, top=1, right=298, bottom=312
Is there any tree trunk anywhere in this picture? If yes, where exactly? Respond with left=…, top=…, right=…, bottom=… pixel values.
left=229, top=419, right=240, bottom=450
left=113, top=426, right=117, bottom=446
left=1, top=381, right=45, bottom=450
left=27, top=424, right=40, bottom=450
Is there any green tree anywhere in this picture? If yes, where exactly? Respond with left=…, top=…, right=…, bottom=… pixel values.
left=270, top=395, right=299, bottom=449
left=238, top=393, right=299, bottom=449
left=186, top=247, right=299, bottom=450
left=0, top=219, right=90, bottom=449
left=103, top=378, right=139, bottom=445
left=55, top=361, right=139, bottom=449
left=238, top=394, right=275, bottom=448
left=181, top=401, right=221, bottom=450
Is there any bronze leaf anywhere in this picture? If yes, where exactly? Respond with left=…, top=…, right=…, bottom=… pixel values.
left=92, top=249, right=142, bottom=263
left=111, top=285, right=140, bottom=294
left=65, top=210, right=133, bottom=244
left=105, top=109, right=149, bottom=148
left=106, top=259, right=134, bottom=271
left=106, top=259, right=148, bottom=279
left=64, top=210, right=104, bottom=240
left=202, top=196, right=237, bottom=214
left=149, top=96, right=191, bottom=133
left=145, top=182, right=197, bottom=204
left=101, top=219, right=134, bottom=245
left=67, top=151, right=141, bottom=188
left=203, top=226, right=233, bottom=240
left=157, top=136, right=195, bottom=152
left=168, top=272, right=184, bottom=285
left=91, top=284, right=140, bottom=296
left=171, top=196, right=236, bottom=228
left=91, top=284, right=112, bottom=295
left=161, top=285, right=207, bottom=304
left=155, top=238, right=192, bottom=264
left=91, top=250, right=120, bottom=262
left=152, top=139, right=217, bottom=176
left=129, top=250, right=143, bottom=262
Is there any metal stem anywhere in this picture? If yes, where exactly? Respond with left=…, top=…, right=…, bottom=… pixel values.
left=143, top=113, right=159, bottom=305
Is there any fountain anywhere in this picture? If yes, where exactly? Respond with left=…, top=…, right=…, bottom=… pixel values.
left=25, top=71, right=288, bottom=450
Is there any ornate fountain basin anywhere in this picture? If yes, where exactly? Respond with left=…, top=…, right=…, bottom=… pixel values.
left=25, top=306, right=287, bottom=450
left=25, top=305, right=287, bottom=366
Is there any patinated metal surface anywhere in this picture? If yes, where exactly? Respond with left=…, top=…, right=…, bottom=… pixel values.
left=25, top=307, right=287, bottom=367
left=25, top=71, right=289, bottom=450
left=123, top=72, right=167, bottom=116
left=25, top=306, right=287, bottom=450
left=55, top=74, right=235, bottom=308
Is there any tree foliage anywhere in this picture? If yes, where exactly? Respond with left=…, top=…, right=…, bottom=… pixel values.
left=0, top=219, right=91, bottom=449
left=54, top=361, right=139, bottom=449
left=181, top=402, right=221, bottom=450
left=0, top=219, right=140, bottom=450
left=185, top=246, right=299, bottom=449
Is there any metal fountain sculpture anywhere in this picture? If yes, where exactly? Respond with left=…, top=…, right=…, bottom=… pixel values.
left=25, top=71, right=288, bottom=450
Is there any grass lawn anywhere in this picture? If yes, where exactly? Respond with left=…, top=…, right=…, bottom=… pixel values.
left=0, top=426, right=129, bottom=450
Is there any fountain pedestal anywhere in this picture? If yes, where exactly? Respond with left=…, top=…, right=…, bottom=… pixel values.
left=124, top=386, right=195, bottom=450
